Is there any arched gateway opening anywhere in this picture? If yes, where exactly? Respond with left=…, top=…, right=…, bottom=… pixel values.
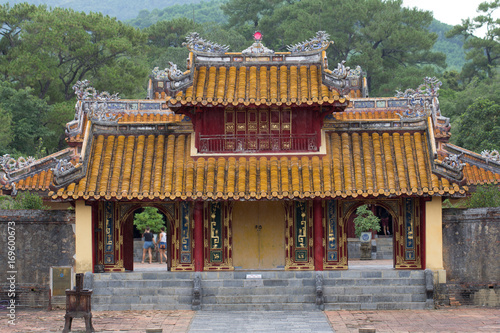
left=120, top=204, right=174, bottom=271
left=345, top=203, right=396, bottom=267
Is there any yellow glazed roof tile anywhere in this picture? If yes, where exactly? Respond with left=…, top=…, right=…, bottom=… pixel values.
left=169, top=65, right=345, bottom=108
left=51, top=131, right=468, bottom=200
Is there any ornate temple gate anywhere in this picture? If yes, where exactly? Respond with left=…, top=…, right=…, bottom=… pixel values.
left=340, top=198, right=424, bottom=269
left=93, top=197, right=424, bottom=272
left=94, top=201, right=194, bottom=272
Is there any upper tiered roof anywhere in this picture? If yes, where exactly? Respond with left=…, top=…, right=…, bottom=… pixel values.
left=149, top=32, right=366, bottom=111
left=1, top=32, right=499, bottom=201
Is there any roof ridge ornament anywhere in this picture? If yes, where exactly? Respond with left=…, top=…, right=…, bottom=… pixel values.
left=52, top=158, right=76, bottom=178
left=287, top=31, right=332, bottom=53
left=395, top=77, right=442, bottom=120
left=152, top=62, right=184, bottom=81
left=72, top=80, right=120, bottom=102
left=0, top=154, right=36, bottom=172
left=242, top=31, right=275, bottom=55
left=331, top=60, right=350, bottom=79
left=395, top=76, right=442, bottom=98
left=396, top=97, right=431, bottom=120
left=442, top=153, right=466, bottom=171
left=183, top=32, right=230, bottom=54
left=481, top=149, right=500, bottom=162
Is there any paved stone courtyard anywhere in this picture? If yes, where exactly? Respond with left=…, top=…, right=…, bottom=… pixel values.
left=1, top=308, right=499, bottom=332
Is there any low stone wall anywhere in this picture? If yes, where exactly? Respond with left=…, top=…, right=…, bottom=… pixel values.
left=439, top=207, right=500, bottom=307
left=0, top=210, right=75, bottom=308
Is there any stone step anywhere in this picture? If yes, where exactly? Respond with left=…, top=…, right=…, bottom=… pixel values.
left=325, top=301, right=427, bottom=310
left=201, top=279, right=314, bottom=288
left=93, top=280, right=193, bottom=289
left=323, top=279, right=425, bottom=286
left=200, top=303, right=318, bottom=311
left=202, top=286, right=315, bottom=296
left=322, top=270, right=424, bottom=279
left=203, top=295, right=316, bottom=304
left=93, top=303, right=192, bottom=311
left=324, top=293, right=426, bottom=303
left=94, top=272, right=195, bottom=280
left=323, top=285, right=425, bottom=294
left=89, top=269, right=431, bottom=311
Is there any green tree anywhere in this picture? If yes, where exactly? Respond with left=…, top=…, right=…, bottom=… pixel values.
left=0, top=105, right=12, bottom=152
left=353, top=205, right=381, bottom=238
left=144, top=18, right=247, bottom=70
left=133, top=207, right=165, bottom=234
left=127, top=0, right=227, bottom=29
left=2, top=5, right=148, bottom=101
left=221, top=0, right=282, bottom=28
left=258, top=0, right=445, bottom=96
left=0, top=81, right=53, bottom=156
left=145, top=17, right=202, bottom=69
left=453, top=98, right=500, bottom=152
left=0, top=3, right=40, bottom=80
left=429, top=19, right=466, bottom=71
left=446, top=0, right=500, bottom=81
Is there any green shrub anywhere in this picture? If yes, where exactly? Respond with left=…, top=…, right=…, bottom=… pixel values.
left=353, top=205, right=381, bottom=237
left=0, top=192, right=47, bottom=210
left=11, top=192, right=47, bottom=210
left=0, top=196, right=14, bottom=209
left=133, top=207, right=164, bottom=233
left=467, top=184, right=500, bottom=208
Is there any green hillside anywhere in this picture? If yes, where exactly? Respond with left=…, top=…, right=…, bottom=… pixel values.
left=0, top=0, right=468, bottom=72
left=0, top=0, right=202, bottom=20
left=127, top=0, right=227, bottom=29
left=429, top=19, right=466, bottom=71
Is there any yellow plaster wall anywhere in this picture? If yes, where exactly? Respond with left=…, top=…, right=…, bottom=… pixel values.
left=425, top=197, right=444, bottom=272
left=75, top=200, right=93, bottom=273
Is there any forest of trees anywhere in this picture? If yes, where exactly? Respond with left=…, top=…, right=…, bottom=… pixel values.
left=0, top=0, right=499, bottom=157
left=0, top=0, right=202, bottom=20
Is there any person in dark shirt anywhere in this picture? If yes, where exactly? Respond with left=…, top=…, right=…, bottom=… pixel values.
left=141, top=227, right=156, bottom=264
left=380, top=209, right=390, bottom=236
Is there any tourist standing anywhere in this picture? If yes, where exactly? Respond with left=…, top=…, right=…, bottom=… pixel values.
left=141, top=227, right=156, bottom=264
left=158, top=227, right=168, bottom=267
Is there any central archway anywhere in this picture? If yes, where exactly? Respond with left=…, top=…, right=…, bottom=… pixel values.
left=120, top=203, right=175, bottom=271
left=344, top=201, right=398, bottom=267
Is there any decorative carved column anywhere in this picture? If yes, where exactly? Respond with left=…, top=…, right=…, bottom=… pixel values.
left=313, top=199, right=324, bottom=271
left=194, top=201, right=204, bottom=272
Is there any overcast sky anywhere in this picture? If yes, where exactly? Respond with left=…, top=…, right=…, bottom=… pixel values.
left=402, top=0, right=490, bottom=26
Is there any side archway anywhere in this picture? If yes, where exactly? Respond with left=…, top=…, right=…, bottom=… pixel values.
left=119, top=203, right=175, bottom=271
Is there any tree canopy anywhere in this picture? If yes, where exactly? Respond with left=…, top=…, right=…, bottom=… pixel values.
left=447, top=0, right=500, bottom=81
left=0, top=3, right=150, bottom=155
left=0, top=0, right=499, bottom=157
left=256, top=0, right=446, bottom=96
left=1, top=4, right=148, bottom=101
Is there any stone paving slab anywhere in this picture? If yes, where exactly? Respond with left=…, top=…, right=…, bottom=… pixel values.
left=325, top=308, right=500, bottom=332
left=0, top=309, right=194, bottom=333
left=1, top=307, right=499, bottom=332
left=188, top=311, right=333, bottom=333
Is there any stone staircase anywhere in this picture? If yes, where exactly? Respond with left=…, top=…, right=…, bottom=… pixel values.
left=91, top=271, right=194, bottom=311
left=200, top=271, right=317, bottom=311
left=375, top=237, right=393, bottom=260
left=323, top=269, right=432, bottom=310
left=89, top=269, right=433, bottom=311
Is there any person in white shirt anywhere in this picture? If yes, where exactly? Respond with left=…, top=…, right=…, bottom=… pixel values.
left=158, top=227, right=168, bottom=267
